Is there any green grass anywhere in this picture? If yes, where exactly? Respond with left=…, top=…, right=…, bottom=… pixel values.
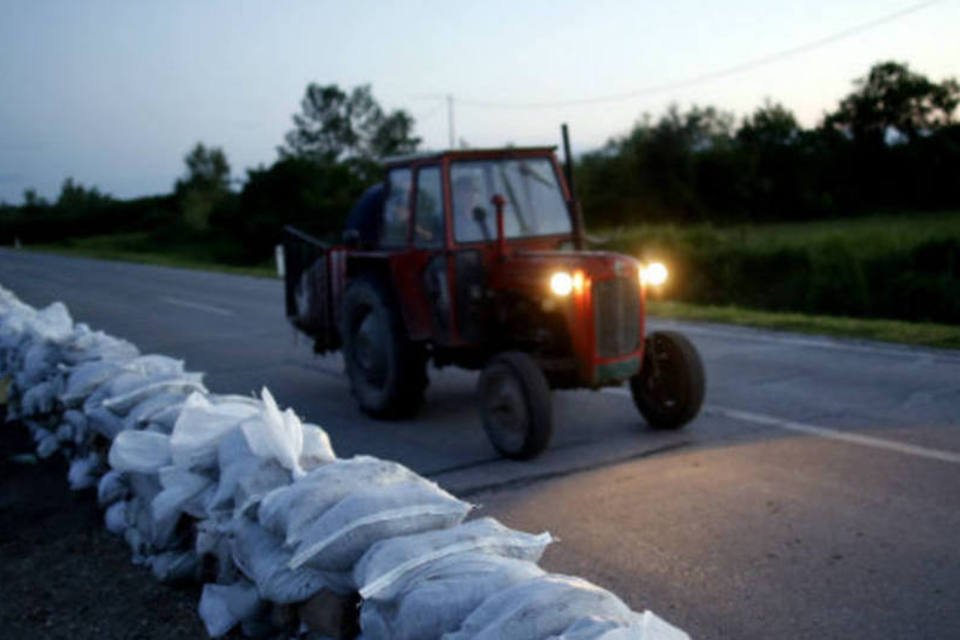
left=593, top=211, right=960, bottom=259
left=648, top=300, right=960, bottom=350
left=30, top=232, right=276, bottom=278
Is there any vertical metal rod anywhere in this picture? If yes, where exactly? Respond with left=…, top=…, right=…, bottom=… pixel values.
left=447, top=95, right=455, bottom=149
left=561, top=123, right=575, bottom=198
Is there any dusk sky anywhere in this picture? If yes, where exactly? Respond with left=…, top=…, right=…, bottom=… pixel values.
left=1, top=0, right=957, bottom=203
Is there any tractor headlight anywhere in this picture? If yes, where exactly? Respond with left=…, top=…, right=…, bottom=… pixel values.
left=640, top=262, right=668, bottom=287
left=550, top=271, right=574, bottom=296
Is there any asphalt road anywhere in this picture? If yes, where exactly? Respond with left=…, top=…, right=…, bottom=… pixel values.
left=2, top=248, right=959, bottom=639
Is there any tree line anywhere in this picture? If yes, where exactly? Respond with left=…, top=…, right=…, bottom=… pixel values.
left=577, top=61, right=959, bottom=226
left=1, top=61, right=957, bottom=263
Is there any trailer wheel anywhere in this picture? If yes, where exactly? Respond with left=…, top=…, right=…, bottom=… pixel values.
left=478, top=352, right=553, bottom=460
left=630, top=331, right=705, bottom=430
left=341, top=277, right=427, bottom=419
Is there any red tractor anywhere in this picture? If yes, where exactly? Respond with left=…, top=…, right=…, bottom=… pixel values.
left=282, top=141, right=704, bottom=460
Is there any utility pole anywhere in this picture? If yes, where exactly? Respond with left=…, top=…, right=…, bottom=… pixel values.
left=447, top=94, right=455, bottom=149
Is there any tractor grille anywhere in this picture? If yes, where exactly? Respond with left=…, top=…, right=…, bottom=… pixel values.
left=593, top=277, right=641, bottom=358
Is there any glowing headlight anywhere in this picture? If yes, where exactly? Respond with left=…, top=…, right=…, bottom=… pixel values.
left=641, top=262, right=668, bottom=287
left=550, top=271, right=574, bottom=296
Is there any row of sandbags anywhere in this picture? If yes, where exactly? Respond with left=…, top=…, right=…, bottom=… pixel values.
left=0, top=284, right=689, bottom=639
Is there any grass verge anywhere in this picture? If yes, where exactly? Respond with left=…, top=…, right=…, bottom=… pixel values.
left=29, top=233, right=276, bottom=278
left=648, top=300, right=960, bottom=350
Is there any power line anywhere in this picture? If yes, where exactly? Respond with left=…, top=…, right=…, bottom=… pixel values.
left=453, top=0, right=946, bottom=110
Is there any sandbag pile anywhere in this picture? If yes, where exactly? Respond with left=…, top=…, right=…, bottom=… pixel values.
left=0, top=284, right=688, bottom=640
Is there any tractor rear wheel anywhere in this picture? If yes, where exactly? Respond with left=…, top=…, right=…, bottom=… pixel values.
left=478, top=352, right=553, bottom=460
left=630, top=330, right=705, bottom=430
left=341, top=277, right=427, bottom=419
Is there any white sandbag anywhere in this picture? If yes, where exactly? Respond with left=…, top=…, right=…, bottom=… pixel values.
left=230, top=518, right=335, bottom=604
left=152, top=465, right=214, bottom=524
left=61, top=360, right=128, bottom=405
left=552, top=611, right=690, bottom=640
left=124, top=391, right=189, bottom=430
left=198, top=581, right=262, bottom=638
left=20, top=342, right=57, bottom=385
left=357, top=517, right=552, bottom=601
left=170, top=392, right=261, bottom=469
left=258, top=456, right=421, bottom=546
left=67, top=452, right=101, bottom=490
left=206, top=430, right=292, bottom=518
left=21, top=379, right=58, bottom=416
left=240, top=388, right=305, bottom=477
left=109, top=430, right=172, bottom=474
left=36, top=431, right=59, bottom=459
left=27, top=301, right=73, bottom=343
left=60, top=327, right=138, bottom=365
left=54, top=421, right=74, bottom=443
left=86, top=406, right=127, bottom=440
left=127, top=493, right=181, bottom=552
left=300, top=423, right=336, bottom=470
left=196, top=516, right=240, bottom=585
left=289, top=481, right=472, bottom=573
left=105, top=500, right=127, bottom=534
left=98, top=469, right=129, bottom=506
left=149, top=550, right=200, bottom=583
left=444, top=574, right=635, bottom=640
left=63, top=408, right=87, bottom=430
left=101, top=373, right=206, bottom=415
left=361, top=552, right=546, bottom=640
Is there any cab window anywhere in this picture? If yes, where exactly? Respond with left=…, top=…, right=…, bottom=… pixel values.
left=413, top=166, right=444, bottom=248
left=381, top=168, right=412, bottom=247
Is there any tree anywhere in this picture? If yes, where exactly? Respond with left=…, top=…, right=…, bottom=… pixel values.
left=825, top=61, right=959, bottom=145
left=279, top=83, right=420, bottom=164
left=174, top=143, right=232, bottom=231
left=737, top=100, right=800, bottom=147
left=55, top=178, right=110, bottom=215
left=176, top=143, right=231, bottom=193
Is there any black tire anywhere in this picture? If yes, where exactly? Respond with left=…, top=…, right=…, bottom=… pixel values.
left=341, top=277, right=427, bottom=419
left=477, top=352, right=553, bottom=460
left=630, top=330, right=705, bottom=430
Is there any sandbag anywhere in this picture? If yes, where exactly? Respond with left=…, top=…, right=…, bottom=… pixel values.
left=361, top=552, right=545, bottom=640
left=61, top=360, right=129, bottom=405
left=170, top=392, right=260, bottom=469
left=289, top=480, right=472, bottom=573
left=97, top=469, right=129, bottom=507
left=300, top=423, right=336, bottom=471
left=101, top=373, right=205, bottom=415
left=207, top=430, right=292, bottom=518
left=356, top=516, right=552, bottom=601
left=230, top=517, right=337, bottom=604
left=105, top=500, right=127, bottom=535
left=258, top=456, right=421, bottom=546
left=152, top=465, right=214, bottom=524
left=67, top=452, right=101, bottom=490
left=109, top=430, right=172, bottom=474
left=551, top=611, right=691, bottom=640
left=198, top=580, right=263, bottom=638
left=444, top=574, right=636, bottom=640
left=240, top=388, right=307, bottom=477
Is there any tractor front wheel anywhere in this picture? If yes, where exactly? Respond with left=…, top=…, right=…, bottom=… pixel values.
left=478, top=352, right=553, bottom=460
left=341, top=277, right=427, bottom=419
left=630, top=331, right=705, bottom=430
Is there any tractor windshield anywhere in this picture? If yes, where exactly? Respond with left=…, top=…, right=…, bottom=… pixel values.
left=451, top=157, right=572, bottom=243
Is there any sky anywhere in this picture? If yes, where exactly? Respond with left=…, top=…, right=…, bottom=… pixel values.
left=1, top=0, right=958, bottom=203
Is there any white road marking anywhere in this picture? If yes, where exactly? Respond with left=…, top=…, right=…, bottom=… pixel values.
left=601, top=388, right=960, bottom=465
left=652, top=322, right=956, bottom=360
left=159, top=296, right=233, bottom=316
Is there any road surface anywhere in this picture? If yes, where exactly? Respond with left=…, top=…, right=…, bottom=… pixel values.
left=2, top=249, right=958, bottom=639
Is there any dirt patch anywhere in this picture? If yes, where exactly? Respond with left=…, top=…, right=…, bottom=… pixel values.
left=0, top=421, right=206, bottom=639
